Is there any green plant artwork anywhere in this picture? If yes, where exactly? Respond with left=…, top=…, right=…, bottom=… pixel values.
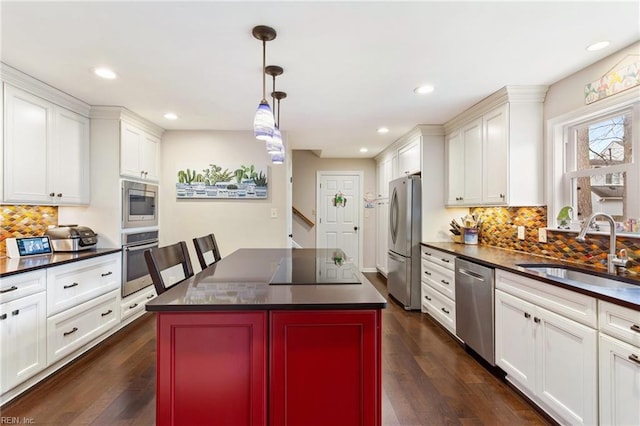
left=176, top=163, right=268, bottom=199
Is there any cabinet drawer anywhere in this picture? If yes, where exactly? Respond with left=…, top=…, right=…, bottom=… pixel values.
left=47, top=254, right=121, bottom=316
left=421, top=283, right=455, bottom=334
left=0, top=270, right=46, bottom=303
left=47, top=289, right=120, bottom=363
left=421, top=259, right=455, bottom=300
left=121, top=286, right=156, bottom=322
left=599, top=300, right=640, bottom=347
left=421, top=247, right=456, bottom=271
left=496, top=270, right=597, bottom=328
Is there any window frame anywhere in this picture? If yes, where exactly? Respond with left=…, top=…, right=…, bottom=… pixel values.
left=546, top=88, right=640, bottom=234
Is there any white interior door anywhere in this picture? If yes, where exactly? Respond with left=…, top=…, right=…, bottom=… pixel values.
left=316, top=172, right=362, bottom=267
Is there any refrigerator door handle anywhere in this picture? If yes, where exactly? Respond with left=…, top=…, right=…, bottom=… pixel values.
left=390, top=187, right=398, bottom=244
left=388, top=251, right=406, bottom=262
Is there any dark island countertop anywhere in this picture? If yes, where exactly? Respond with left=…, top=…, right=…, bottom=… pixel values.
left=421, top=242, right=640, bottom=311
left=146, top=248, right=387, bottom=312
left=0, top=248, right=122, bottom=278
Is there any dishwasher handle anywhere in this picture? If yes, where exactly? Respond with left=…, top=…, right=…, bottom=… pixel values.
left=457, top=268, right=486, bottom=282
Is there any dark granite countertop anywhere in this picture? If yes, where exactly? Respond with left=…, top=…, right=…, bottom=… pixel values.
left=0, top=248, right=122, bottom=278
left=421, top=242, right=640, bottom=311
left=146, top=248, right=387, bottom=312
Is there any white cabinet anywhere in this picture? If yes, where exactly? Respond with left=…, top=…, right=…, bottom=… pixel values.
left=3, top=84, right=89, bottom=205
left=598, top=301, right=640, bottom=426
left=495, top=270, right=597, bottom=426
left=121, top=121, right=160, bottom=181
left=376, top=155, right=393, bottom=199
left=375, top=199, right=389, bottom=276
left=444, top=86, right=546, bottom=207
left=0, top=291, right=47, bottom=394
left=397, top=137, right=420, bottom=176
left=47, top=253, right=120, bottom=316
left=47, top=290, right=120, bottom=363
left=420, top=247, right=457, bottom=335
left=120, top=285, right=156, bottom=324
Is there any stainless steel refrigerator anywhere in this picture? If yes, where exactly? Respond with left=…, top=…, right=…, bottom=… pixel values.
left=387, top=175, right=421, bottom=310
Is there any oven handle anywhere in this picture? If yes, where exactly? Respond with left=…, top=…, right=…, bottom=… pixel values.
left=124, top=241, right=159, bottom=252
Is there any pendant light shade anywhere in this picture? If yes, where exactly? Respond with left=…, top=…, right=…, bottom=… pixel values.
left=266, top=125, right=283, bottom=154
left=252, top=26, right=277, bottom=140
left=254, top=101, right=275, bottom=141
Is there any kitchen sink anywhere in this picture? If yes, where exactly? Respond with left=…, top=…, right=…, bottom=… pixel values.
left=517, top=264, right=639, bottom=289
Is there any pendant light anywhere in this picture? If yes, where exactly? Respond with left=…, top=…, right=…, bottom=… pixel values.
left=265, top=65, right=284, bottom=155
left=252, top=26, right=277, bottom=141
left=270, top=91, right=287, bottom=164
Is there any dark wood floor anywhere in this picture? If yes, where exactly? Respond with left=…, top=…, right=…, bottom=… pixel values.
left=2, top=273, right=550, bottom=425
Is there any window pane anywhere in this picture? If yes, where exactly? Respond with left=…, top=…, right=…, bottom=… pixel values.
left=573, top=172, right=626, bottom=221
left=575, top=113, right=632, bottom=171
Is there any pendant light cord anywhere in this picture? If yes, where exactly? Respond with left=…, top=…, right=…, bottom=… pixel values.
left=262, top=40, right=267, bottom=102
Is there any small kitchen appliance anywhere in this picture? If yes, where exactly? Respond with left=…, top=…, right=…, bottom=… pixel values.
left=44, top=225, right=98, bottom=252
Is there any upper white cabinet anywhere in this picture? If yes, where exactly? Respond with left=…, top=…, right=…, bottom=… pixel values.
left=120, top=121, right=160, bottom=182
left=444, top=86, right=547, bottom=207
left=376, top=154, right=394, bottom=199
left=397, top=137, right=421, bottom=176
left=2, top=76, right=90, bottom=205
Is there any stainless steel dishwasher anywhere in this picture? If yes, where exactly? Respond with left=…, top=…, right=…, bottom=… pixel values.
left=455, top=258, right=495, bottom=365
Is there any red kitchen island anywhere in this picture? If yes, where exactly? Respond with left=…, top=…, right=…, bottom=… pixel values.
left=145, top=248, right=386, bottom=426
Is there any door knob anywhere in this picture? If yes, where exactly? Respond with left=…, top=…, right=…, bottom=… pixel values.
left=354, top=226, right=358, bottom=231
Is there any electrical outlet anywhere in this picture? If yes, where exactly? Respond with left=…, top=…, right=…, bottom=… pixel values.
left=270, top=208, right=278, bottom=218
left=517, top=225, right=525, bottom=240
left=538, top=228, right=547, bottom=243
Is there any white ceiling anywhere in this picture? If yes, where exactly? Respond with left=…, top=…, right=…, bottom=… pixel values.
left=1, top=1, right=639, bottom=158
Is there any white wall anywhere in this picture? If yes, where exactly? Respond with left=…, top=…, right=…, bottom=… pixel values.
left=544, top=41, right=640, bottom=121
left=291, top=150, right=376, bottom=270
left=160, top=130, right=288, bottom=270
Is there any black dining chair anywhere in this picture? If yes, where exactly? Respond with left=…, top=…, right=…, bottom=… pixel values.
left=144, top=241, right=194, bottom=295
left=192, top=233, right=222, bottom=270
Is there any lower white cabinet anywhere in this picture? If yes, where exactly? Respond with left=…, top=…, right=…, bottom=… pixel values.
left=495, top=271, right=598, bottom=426
left=0, top=291, right=47, bottom=394
left=421, top=247, right=456, bottom=334
left=47, top=289, right=120, bottom=363
left=121, top=286, right=156, bottom=323
left=598, top=301, right=640, bottom=425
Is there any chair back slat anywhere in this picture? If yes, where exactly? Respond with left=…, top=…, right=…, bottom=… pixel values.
left=144, top=241, right=194, bottom=295
left=193, top=233, right=222, bottom=270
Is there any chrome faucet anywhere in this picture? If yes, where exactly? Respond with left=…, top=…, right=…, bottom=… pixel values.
left=576, top=212, right=629, bottom=274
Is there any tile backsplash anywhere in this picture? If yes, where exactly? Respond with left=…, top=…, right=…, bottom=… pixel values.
left=471, top=206, right=639, bottom=275
left=0, top=205, right=58, bottom=257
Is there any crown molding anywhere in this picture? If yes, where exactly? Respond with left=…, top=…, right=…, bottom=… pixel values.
left=374, top=124, right=445, bottom=160
left=443, top=85, right=548, bottom=134
left=0, top=62, right=91, bottom=117
left=90, top=106, right=164, bottom=137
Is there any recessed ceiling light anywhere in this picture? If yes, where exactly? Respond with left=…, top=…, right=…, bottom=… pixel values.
left=359, top=147, right=369, bottom=153
left=93, top=67, right=117, bottom=79
left=413, top=85, right=435, bottom=95
left=586, top=41, right=610, bottom=51
left=377, top=127, right=389, bottom=134
left=164, top=112, right=178, bottom=120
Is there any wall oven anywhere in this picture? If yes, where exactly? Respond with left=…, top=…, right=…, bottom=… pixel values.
left=122, top=180, right=158, bottom=229
left=122, top=230, right=159, bottom=298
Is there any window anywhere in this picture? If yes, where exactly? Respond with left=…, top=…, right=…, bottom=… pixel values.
left=548, top=90, right=639, bottom=235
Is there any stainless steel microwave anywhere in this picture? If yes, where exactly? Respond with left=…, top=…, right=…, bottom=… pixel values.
left=122, top=180, right=158, bottom=229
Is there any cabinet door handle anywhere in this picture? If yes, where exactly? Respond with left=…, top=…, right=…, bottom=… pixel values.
left=129, top=303, right=139, bottom=309
left=56, top=193, right=63, bottom=197
left=147, top=294, right=154, bottom=300
left=0, top=314, right=6, bottom=320
left=424, top=252, right=432, bottom=256
left=441, top=279, right=450, bottom=285
left=534, top=317, right=541, bottom=323
left=12, top=310, right=20, bottom=316
left=63, top=327, right=79, bottom=337
left=524, top=312, right=531, bottom=319
left=424, top=271, right=431, bottom=276
left=631, top=324, right=640, bottom=333
left=441, top=258, right=450, bottom=263
left=101, top=271, right=113, bottom=277
left=441, top=307, right=450, bottom=314
left=628, top=354, right=640, bottom=365
left=64, top=282, right=79, bottom=289
left=101, top=309, right=113, bottom=317
left=424, top=295, right=432, bottom=301
left=0, top=286, right=18, bottom=294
